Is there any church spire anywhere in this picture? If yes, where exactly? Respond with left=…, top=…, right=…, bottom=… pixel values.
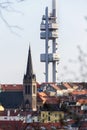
left=26, top=45, right=33, bottom=76
left=23, top=45, right=37, bottom=111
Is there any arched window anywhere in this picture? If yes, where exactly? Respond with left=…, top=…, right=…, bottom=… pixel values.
left=27, top=85, right=30, bottom=94
left=25, top=85, right=30, bottom=94
left=25, top=85, right=27, bottom=94
left=33, top=85, right=36, bottom=94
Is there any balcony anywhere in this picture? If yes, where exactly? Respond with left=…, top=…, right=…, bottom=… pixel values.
left=49, top=23, right=58, bottom=30
left=40, top=53, right=59, bottom=62
left=49, top=31, right=58, bottom=39
left=40, top=31, right=58, bottom=39
left=48, top=53, right=59, bottom=62
left=40, top=24, right=46, bottom=30
left=40, top=23, right=58, bottom=31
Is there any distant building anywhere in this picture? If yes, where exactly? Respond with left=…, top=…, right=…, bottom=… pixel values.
left=39, top=111, right=64, bottom=123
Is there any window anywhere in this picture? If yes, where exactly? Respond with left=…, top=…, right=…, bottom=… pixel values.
left=27, top=85, right=30, bottom=94
left=48, top=112, right=50, bottom=115
left=25, top=85, right=27, bottom=94
left=25, top=85, right=30, bottom=94
left=33, top=85, right=36, bottom=94
left=48, top=116, right=50, bottom=121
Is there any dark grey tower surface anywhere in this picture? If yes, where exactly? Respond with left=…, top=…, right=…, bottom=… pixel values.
left=26, top=46, right=33, bottom=77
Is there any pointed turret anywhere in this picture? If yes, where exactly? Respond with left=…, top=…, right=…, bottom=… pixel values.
left=26, top=45, right=33, bottom=77
left=23, top=45, right=36, bottom=81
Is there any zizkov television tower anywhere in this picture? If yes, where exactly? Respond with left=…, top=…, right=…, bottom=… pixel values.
left=40, top=0, right=59, bottom=83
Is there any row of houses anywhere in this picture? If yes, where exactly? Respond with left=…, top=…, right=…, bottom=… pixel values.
left=0, top=82, right=87, bottom=129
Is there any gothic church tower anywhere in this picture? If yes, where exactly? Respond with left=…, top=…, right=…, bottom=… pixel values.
left=23, top=46, right=37, bottom=111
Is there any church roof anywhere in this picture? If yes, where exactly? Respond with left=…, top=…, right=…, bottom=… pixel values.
left=0, top=84, right=23, bottom=92
left=0, top=91, right=23, bottom=109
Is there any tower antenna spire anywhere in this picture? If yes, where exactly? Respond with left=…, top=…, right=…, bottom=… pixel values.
left=40, top=0, right=59, bottom=83
left=52, top=0, right=56, bottom=17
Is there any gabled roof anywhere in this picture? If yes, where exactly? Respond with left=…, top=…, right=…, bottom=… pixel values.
left=77, top=99, right=87, bottom=104
left=72, top=90, right=87, bottom=95
left=0, top=84, right=23, bottom=91
left=37, top=92, right=58, bottom=104
left=51, top=84, right=61, bottom=90
left=63, top=83, right=72, bottom=89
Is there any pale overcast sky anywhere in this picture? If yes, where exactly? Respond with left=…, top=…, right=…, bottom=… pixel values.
left=0, top=0, right=87, bottom=83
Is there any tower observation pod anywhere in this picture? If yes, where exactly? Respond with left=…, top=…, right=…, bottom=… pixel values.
left=40, top=0, right=59, bottom=83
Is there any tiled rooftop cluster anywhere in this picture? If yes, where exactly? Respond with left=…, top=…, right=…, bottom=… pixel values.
left=0, top=82, right=87, bottom=129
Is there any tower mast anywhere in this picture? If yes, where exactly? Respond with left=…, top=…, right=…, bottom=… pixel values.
left=40, top=0, right=59, bottom=83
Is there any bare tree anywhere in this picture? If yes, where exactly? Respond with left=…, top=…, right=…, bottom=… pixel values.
left=59, top=45, right=87, bottom=82
left=0, top=0, right=26, bottom=34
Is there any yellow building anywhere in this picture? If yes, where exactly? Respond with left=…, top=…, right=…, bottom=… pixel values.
left=39, top=111, right=64, bottom=123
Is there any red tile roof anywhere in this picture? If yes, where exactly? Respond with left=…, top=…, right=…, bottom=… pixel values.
left=37, top=92, right=58, bottom=104
left=77, top=99, right=87, bottom=104
left=63, top=83, right=72, bottom=89
left=0, top=120, right=24, bottom=130
left=72, top=90, right=87, bottom=95
left=45, top=97, right=58, bottom=104
left=0, top=84, right=23, bottom=91
left=24, top=122, right=62, bottom=130
left=37, top=92, right=47, bottom=103
left=51, top=84, right=61, bottom=90
left=0, top=82, right=39, bottom=91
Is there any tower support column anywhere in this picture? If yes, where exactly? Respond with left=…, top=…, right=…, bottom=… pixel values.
left=45, top=7, right=49, bottom=82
